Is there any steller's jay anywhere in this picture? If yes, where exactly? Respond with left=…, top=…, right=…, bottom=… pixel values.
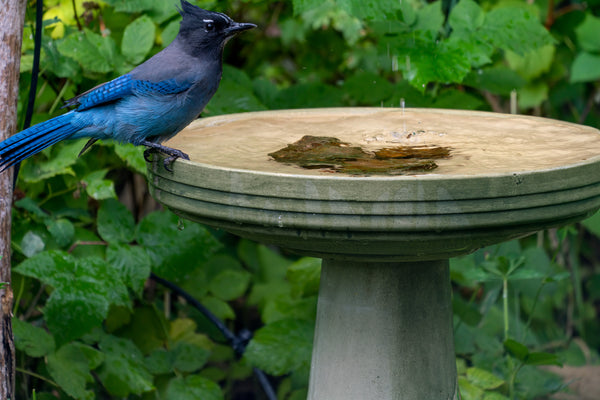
left=0, top=0, right=255, bottom=172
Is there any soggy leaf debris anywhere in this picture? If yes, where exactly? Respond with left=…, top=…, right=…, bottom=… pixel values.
left=269, top=135, right=451, bottom=175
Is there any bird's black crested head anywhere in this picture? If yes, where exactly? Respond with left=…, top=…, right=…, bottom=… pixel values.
left=176, top=1, right=255, bottom=53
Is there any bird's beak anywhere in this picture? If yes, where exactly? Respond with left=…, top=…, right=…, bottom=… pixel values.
left=225, top=22, right=256, bottom=36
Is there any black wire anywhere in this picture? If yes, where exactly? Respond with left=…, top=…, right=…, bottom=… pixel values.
left=150, top=272, right=277, bottom=400
left=14, top=0, right=44, bottom=188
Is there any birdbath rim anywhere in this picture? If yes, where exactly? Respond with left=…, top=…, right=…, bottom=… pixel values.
left=147, top=107, right=600, bottom=261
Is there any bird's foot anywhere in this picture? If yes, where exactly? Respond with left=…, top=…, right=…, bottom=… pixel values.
left=141, top=141, right=189, bottom=172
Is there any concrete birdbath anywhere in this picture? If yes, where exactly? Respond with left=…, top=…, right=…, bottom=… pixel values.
left=146, top=108, right=600, bottom=400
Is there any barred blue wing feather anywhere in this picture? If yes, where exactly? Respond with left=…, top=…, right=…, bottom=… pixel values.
left=64, top=74, right=134, bottom=111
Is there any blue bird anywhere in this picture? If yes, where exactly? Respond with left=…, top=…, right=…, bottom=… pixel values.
left=0, top=1, right=255, bottom=172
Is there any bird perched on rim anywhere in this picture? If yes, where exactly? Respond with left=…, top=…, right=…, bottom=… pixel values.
left=0, top=0, right=255, bottom=172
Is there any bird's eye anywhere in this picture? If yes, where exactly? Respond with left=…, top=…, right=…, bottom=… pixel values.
left=205, top=22, right=214, bottom=32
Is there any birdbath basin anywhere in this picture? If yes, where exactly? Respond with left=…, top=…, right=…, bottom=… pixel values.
left=146, top=108, right=600, bottom=400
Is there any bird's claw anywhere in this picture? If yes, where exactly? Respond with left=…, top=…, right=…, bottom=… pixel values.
left=161, top=149, right=189, bottom=172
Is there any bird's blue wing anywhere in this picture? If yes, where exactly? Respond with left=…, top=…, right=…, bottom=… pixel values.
left=133, top=78, right=193, bottom=95
left=64, top=74, right=134, bottom=111
left=64, top=75, right=193, bottom=111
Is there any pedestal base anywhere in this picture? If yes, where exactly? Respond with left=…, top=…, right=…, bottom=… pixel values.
left=308, top=259, right=457, bottom=400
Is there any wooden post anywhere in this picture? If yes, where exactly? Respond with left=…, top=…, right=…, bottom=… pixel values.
left=0, top=0, right=26, bottom=398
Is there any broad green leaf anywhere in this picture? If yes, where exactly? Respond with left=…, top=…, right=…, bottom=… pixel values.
left=463, top=67, right=526, bottom=96
left=458, top=376, right=485, bottom=400
left=206, top=79, right=267, bottom=115
left=136, top=210, right=222, bottom=280
left=582, top=210, right=600, bottom=238
left=516, top=82, right=549, bottom=109
left=47, top=218, right=75, bottom=247
left=262, top=296, right=318, bottom=324
left=83, top=169, right=116, bottom=200
left=413, top=1, right=444, bottom=38
left=145, top=348, right=172, bottom=375
left=504, top=339, right=529, bottom=361
left=171, top=341, right=211, bottom=372
left=466, top=367, right=505, bottom=390
left=12, top=318, right=56, bottom=357
left=15, top=251, right=129, bottom=344
left=287, top=257, right=321, bottom=298
left=506, top=45, right=555, bottom=80
left=57, top=29, right=117, bottom=74
left=200, top=295, right=236, bottom=320
left=161, top=19, right=180, bottom=47
left=165, top=375, right=223, bottom=400
left=15, top=197, right=48, bottom=219
left=97, top=335, right=154, bottom=396
left=209, top=269, right=252, bottom=301
left=449, top=0, right=485, bottom=33
left=122, top=15, right=156, bottom=64
left=343, top=72, right=395, bottom=105
left=19, top=139, right=85, bottom=182
left=21, top=231, right=45, bottom=257
left=244, top=319, right=314, bottom=375
left=571, top=52, right=600, bottom=83
left=97, top=199, right=135, bottom=244
left=111, top=142, right=147, bottom=175
left=106, top=244, right=152, bottom=295
left=117, top=306, right=168, bottom=354
left=575, top=13, right=600, bottom=53
left=484, top=7, right=554, bottom=56
left=524, top=351, right=561, bottom=366
left=47, top=343, right=103, bottom=400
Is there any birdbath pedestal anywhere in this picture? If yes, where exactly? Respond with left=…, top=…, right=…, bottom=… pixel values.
left=146, top=108, right=600, bottom=400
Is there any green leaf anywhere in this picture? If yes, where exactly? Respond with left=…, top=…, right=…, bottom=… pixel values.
left=106, top=244, right=152, bottom=296
left=506, top=45, right=555, bottom=80
left=111, top=142, right=147, bottom=175
left=504, top=338, right=529, bottom=361
left=582, top=211, right=600, bottom=238
left=343, top=72, right=395, bottom=105
left=413, top=1, right=444, bottom=38
left=571, top=52, right=600, bottom=83
left=47, top=218, right=75, bottom=247
left=209, top=269, right=251, bottom=301
left=171, top=341, right=211, bottom=372
left=97, top=199, right=135, bottom=244
left=466, top=367, right=505, bottom=390
left=449, top=0, right=485, bottom=33
left=97, top=335, right=154, bottom=396
left=516, top=82, right=549, bottom=109
left=57, top=29, right=117, bottom=74
left=485, top=7, right=555, bottom=56
left=463, top=67, right=526, bottom=95
left=200, top=295, right=236, bottom=320
left=136, top=211, right=222, bottom=280
left=287, top=257, right=321, bottom=298
left=21, top=231, right=45, bottom=257
left=524, top=351, right=562, bottom=366
left=12, top=318, right=56, bottom=357
left=122, top=15, right=156, bottom=64
left=575, top=13, right=600, bottom=53
left=165, top=375, right=223, bottom=400
left=83, top=169, right=116, bottom=200
left=19, top=139, right=85, bottom=182
left=245, top=319, right=314, bottom=375
left=15, top=251, right=129, bottom=344
left=47, top=343, right=103, bottom=400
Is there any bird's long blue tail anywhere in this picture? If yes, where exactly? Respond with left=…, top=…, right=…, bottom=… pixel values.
left=0, top=113, right=78, bottom=171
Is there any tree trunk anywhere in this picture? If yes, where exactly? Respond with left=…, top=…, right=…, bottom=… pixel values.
left=0, top=1, right=26, bottom=398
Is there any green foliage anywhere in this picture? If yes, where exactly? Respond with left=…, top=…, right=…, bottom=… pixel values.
left=11, top=0, right=600, bottom=398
